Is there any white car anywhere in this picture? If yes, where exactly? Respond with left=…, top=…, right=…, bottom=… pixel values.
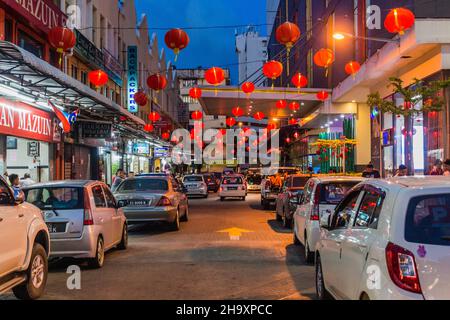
left=315, top=177, right=450, bottom=300
left=219, top=175, right=247, bottom=201
left=0, top=177, right=50, bottom=300
left=293, top=176, right=364, bottom=263
left=183, top=175, right=208, bottom=198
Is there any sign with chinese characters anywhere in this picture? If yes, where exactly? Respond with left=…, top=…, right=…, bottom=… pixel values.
left=0, top=98, right=58, bottom=143
left=127, top=46, right=139, bottom=113
left=3, top=0, right=67, bottom=34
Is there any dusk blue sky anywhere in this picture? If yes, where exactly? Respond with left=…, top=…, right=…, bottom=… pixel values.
left=134, top=0, right=267, bottom=84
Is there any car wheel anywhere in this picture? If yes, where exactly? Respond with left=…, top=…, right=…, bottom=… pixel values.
left=283, top=213, right=292, bottom=229
left=263, top=199, right=270, bottom=210
left=88, top=237, right=105, bottom=269
left=220, top=197, right=225, bottom=202
left=316, top=255, right=332, bottom=300
left=304, top=234, right=314, bottom=264
left=242, top=197, right=246, bottom=201
left=117, top=225, right=128, bottom=250
left=169, top=210, right=180, bottom=231
left=13, top=243, right=48, bottom=300
left=180, top=205, right=189, bottom=222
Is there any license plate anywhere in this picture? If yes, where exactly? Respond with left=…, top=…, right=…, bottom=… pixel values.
left=47, top=223, right=66, bottom=233
left=129, top=200, right=149, bottom=207
left=187, top=185, right=196, bottom=189
left=228, top=187, right=238, bottom=190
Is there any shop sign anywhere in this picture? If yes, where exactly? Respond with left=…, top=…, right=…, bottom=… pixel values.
left=74, top=29, right=104, bottom=69
left=3, top=0, right=68, bottom=34
left=27, top=141, right=40, bottom=157
left=103, top=48, right=123, bottom=87
left=133, top=143, right=150, bottom=155
left=127, top=46, right=139, bottom=113
left=0, top=98, right=58, bottom=143
left=80, top=121, right=112, bottom=139
left=154, top=147, right=169, bottom=158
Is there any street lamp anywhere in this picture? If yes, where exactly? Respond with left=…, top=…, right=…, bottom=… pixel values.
left=333, top=31, right=399, bottom=44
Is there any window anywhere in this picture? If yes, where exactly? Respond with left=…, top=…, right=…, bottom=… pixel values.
left=184, top=176, right=204, bottom=183
left=222, top=177, right=243, bottom=185
left=0, top=180, right=12, bottom=205
left=71, top=65, right=79, bottom=80
left=5, top=19, right=13, bottom=42
left=354, top=189, right=385, bottom=229
left=320, top=182, right=360, bottom=205
left=102, top=185, right=116, bottom=208
left=24, top=187, right=83, bottom=210
left=92, top=185, right=106, bottom=208
left=81, top=71, right=88, bottom=85
left=292, top=177, right=310, bottom=188
left=18, top=31, right=44, bottom=59
left=118, top=179, right=169, bottom=192
left=405, top=194, right=450, bottom=246
left=331, top=190, right=361, bottom=229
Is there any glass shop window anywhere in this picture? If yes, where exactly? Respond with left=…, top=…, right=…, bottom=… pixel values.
left=18, top=31, right=44, bottom=59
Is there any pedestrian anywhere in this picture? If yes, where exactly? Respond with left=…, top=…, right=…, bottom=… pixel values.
left=395, top=165, right=408, bottom=177
left=362, top=164, right=381, bottom=179
left=9, top=174, right=23, bottom=200
left=430, top=160, right=444, bottom=175
left=128, top=171, right=135, bottom=178
left=443, top=159, right=450, bottom=176
left=111, top=169, right=126, bottom=192
left=20, top=173, right=36, bottom=187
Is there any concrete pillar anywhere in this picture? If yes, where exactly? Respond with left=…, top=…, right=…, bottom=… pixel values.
left=355, top=103, right=372, bottom=169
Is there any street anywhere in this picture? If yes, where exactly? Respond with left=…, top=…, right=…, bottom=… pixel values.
left=8, top=194, right=314, bottom=300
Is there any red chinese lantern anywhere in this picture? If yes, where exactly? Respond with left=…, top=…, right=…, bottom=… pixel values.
left=317, top=91, right=329, bottom=101
left=164, top=28, right=189, bottom=60
left=232, top=106, right=244, bottom=118
left=147, top=74, right=168, bottom=91
left=291, top=73, right=308, bottom=89
left=191, top=111, right=203, bottom=121
left=345, top=61, right=361, bottom=77
left=276, top=100, right=287, bottom=109
left=48, top=26, right=76, bottom=66
left=226, top=117, right=237, bottom=127
left=289, top=101, right=300, bottom=111
left=285, top=137, right=291, bottom=144
left=205, top=67, right=225, bottom=86
left=263, top=60, right=283, bottom=87
left=241, top=82, right=255, bottom=95
left=189, top=87, right=202, bottom=100
left=144, top=124, right=154, bottom=132
left=384, top=8, right=415, bottom=35
left=254, top=111, right=265, bottom=121
left=134, top=91, right=148, bottom=107
left=314, top=49, right=335, bottom=76
left=161, top=131, right=171, bottom=140
left=267, top=122, right=277, bottom=131
left=289, top=118, right=298, bottom=126
left=88, top=70, right=108, bottom=87
left=148, top=111, right=161, bottom=122
left=276, top=22, right=301, bottom=75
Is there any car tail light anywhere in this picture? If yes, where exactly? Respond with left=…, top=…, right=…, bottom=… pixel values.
left=83, top=189, right=94, bottom=225
left=157, top=196, right=172, bottom=207
left=220, top=187, right=224, bottom=192
left=310, top=185, right=320, bottom=221
left=385, top=242, right=422, bottom=294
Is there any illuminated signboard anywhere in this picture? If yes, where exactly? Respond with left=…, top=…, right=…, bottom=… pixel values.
left=127, top=46, right=138, bottom=113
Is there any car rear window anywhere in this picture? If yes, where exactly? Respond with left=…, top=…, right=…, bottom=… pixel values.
left=223, top=177, right=243, bottom=185
left=405, top=194, right=450, bottom=246
left=118, top=179, right=168, bottom=192
left=184, top=176, right=203, bottom=182
left=247, top=176, right=262, bottom=184
left=292, top=177, right=309, bottom=188
left=24, top=187, right=84, bottom=210
left=320, top=182, right=360, bottom=204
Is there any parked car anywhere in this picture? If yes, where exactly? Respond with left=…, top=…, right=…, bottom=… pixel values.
left=315, top=176, right=450, bottom=300
left=23, top=181, right=128, bottom=269
left=293, top=176, right=364, bottom=263
left=0, top=176, right=50, bottom=300
left=219, top=175, right=247, bottom=201
left=275, top=175, right=312, bottom=228
left=114, top=176, right=189, bottom=231
left=182, top=175, right=208, bottom=198
left=246, top=174, right=262, bottom=193
left=203, top=173, right=220, bottom=193
left=261, top=167, right=300, bottom=209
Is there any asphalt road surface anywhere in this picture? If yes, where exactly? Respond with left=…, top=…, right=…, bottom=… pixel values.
left=2, top=193, right=315, bottom=300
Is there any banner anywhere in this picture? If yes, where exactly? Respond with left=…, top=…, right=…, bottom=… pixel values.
left=127, top=46, right=139, bottom=113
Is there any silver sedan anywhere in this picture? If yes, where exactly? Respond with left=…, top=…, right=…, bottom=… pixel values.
left=114, top=176, right=189, bottom=231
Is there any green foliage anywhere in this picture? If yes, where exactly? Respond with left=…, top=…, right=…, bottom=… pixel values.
left=367, top=77, right=450, bottom=116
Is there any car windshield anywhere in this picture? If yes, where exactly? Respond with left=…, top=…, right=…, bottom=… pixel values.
left=247, top=175, right=262, bottom=184
left=292, top=177, right=310, bottom=188
left=320, top=182, right=359, bottom=204
left=117, top=179, right=168, bottom=192
left=405, top=194, right=450, bottom=246
left=223, top=177, right=243, bottom=185
left=184, top=176, right=203, bottom=182
left=24, top=187, right=84, bottom=210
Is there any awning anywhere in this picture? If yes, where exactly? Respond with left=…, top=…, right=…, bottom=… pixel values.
left=0, top=41, right=169, bottom=145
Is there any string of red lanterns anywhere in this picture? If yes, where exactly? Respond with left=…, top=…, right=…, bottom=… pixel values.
left=147, top=74, right=168, bottom=91
left=226, top=117, right=237, bottom=127
left=241, top=82, right=255, bottom=95
left=276, top=100, right=287, bottom=109
left=191, top=110, right=203, bottom=121
left=164, top=28, right=189, bottom=61
left=133, top=91, right=148, bottom=107
left=148, top=111, right=161, bottom=122
left=314, top=48, right=335, bottom=76
left=189, top=87, right=202, bottom=100
left=384, top=8, right=415, bottom=35
left=263, top=60, right=283, bottom=88
left=291, top=72, right=308, bottom=89
left=48, top=26, right=76, bottom=66
left=88, top=70, right=109, bottom=87
left=232, top=106, right=244, bottom=118
left=317, top=91, right=329, bottom=101
left=275, top=21, right=301, bottom=76
left=289, top=101, right=300, bottom=111
left=205, top=67, right=225, bottom=86
left=254, top=111, right=265, bottom=121
left=345, top=61, right=361, bottom=78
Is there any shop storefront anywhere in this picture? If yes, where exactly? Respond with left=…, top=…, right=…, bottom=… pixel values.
left=124, top=141, right=151, bottom=175
left=0, top=98, right=59, bottom=182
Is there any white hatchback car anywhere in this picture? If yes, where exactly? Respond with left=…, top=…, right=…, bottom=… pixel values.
left=315, top=177, right=450, bottom=300
left=293, top=176, right=365, bottom=263
left=219, top=175, right=247, bottom=201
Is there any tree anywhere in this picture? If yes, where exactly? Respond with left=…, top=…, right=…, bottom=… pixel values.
left=367, top=77, right=450, bottom=175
